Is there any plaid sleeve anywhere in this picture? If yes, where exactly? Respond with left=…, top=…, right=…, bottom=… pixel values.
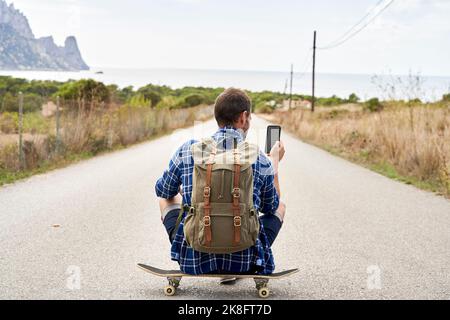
left=258, top=153, right=280, bottom=215
left=155, top=145, right=183, bottom=199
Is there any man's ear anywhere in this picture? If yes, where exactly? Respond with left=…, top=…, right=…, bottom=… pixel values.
left=239, top=111, right=248, bottom=126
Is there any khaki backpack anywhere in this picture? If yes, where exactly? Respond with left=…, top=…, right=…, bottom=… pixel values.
left=183, top=137, right=260, bottom=254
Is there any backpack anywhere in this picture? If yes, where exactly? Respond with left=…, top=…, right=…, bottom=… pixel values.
left=183, top=137, right=260, bottom=254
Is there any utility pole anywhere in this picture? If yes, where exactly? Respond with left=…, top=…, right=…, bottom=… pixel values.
left=312, top=30, right=317, bottom=113
left=289, top=64, right=293, bottom=110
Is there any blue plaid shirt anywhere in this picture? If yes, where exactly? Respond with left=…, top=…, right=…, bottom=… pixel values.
left=155, top=127, right=279, bottom=275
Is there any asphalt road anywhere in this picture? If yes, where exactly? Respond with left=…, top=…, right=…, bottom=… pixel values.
left=0, top=116, right=449, bottom=300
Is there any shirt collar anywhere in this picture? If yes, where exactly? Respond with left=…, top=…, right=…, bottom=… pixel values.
left=212, top=126, right=244, bottom=148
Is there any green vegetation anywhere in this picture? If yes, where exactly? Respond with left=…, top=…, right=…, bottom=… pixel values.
left=442, top=93, right=450, bottom=102
left=364, top=97, right=384, bottom=112
left=0, top=76, right=223, bottom=186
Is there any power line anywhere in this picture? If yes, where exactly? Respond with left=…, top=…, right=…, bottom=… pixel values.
left=297, top=48, right=313, bottom=75
left=296, top=54, right=313, bottom=80
left=319, top=0, right=385, bottom=49
left=317, top=0, right=395, bottom=50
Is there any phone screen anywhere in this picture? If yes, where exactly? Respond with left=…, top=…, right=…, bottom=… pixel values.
left=266, top=126, right=281, bottom=154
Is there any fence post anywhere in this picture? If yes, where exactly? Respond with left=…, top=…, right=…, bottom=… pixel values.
left=18, top=92, right=25, bottom=169
left=56, top=96, right=61, bottom=153
left=289, top=64, right=294, bottom=110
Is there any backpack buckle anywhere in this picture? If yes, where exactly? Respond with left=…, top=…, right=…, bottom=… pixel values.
left=234, top=216, right=242, bottom=227
left=203, top=216, right=211, bottom=227
left=232, top=188, right=240, bottom=198
left=204, top=187, right=211, bottom=198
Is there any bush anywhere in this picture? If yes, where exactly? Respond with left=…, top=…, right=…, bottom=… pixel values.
left=254, top=102, right=274, bottom=114
left=127, top=94, right=151, bottom=108
left=348, top=93, right=360, bottom=103
left=56, top=79, right=110, bottom=105
left=176, top=94, right=206, bottom=109
left=0, top=112, right=18, bottom=133
left=317, top=95, right=346, bottom=106
left=156, top=96, right=178, bottom=109
left=23, top=112, right=50, bottom=134
left=0, top=92, right=17, bottom=113
left=0, top=93, right=43, bottom=113
left=137, top=85, right=165, bottom=107
left=442, top=93, right=450, bottom=102
left=364, top=98, right=383, bottom=112
left=23, top=94, right=43, bottom=113
left=184, top=94, right=206, bottom=107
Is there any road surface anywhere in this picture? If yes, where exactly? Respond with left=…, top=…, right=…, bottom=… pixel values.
left=0, top=116, right=449, bottom=299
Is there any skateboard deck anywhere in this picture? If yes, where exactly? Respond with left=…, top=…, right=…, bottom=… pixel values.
left=138, top=263, right=298, bottom=279
left=137, top=263, right=299, bottom=298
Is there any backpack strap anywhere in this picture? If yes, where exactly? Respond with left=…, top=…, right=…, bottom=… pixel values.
left=232, top=139, right=241, bottom=246
left=203, top=142, right=217, bottom=247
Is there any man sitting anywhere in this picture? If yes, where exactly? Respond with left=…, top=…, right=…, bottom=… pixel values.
left=155, top=88, right=286, bottom=276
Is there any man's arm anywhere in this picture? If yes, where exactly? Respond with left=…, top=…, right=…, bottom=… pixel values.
left=259, top=155, right=280, bottom=215
left=268, top=141, right=285, bottom=199
left=155, top=145, right=184, bottom=200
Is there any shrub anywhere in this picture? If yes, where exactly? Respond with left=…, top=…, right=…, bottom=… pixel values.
left=127, top=94, right=151, bottom=108
left=184, top=94, right=206, bottom=107
left=318, top=95, right=346, bottom=106
left=364, top=98, right=383, bottom=112
left=0, top=112, right=18, bottom=133
left=56, top=79, right=110, bottom=105
left=442, top=93, right=450, bottom=102
left=254, top=102, right=274, bottom=114
left=137, top=85, right=164, bottom=107
left=348, top=93, right=360, bottom=103
left=156, top=96, right=178, bottom=109
left=23, top=112, right=50, bottom=134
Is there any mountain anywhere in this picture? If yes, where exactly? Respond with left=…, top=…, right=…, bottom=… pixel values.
left=0, top=0, right=89, bottom=71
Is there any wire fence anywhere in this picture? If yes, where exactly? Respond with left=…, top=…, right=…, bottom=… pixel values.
left=0, top=93, right=214, bottom=173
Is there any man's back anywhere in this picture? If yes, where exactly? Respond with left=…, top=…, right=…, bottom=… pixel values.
left=155, top=126, right=280, bottom=275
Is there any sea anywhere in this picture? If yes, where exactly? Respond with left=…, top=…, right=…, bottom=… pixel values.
left=1, top=67, right=449, bottom=102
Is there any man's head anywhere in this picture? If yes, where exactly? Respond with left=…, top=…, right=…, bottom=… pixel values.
left=214, top=88, right=252, bottom=135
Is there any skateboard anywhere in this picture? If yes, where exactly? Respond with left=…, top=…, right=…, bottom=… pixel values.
left=137, top=263, right=299, bottom=298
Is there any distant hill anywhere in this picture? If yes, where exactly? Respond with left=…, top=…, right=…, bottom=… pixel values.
left=0, top=0, right=89, bottom=71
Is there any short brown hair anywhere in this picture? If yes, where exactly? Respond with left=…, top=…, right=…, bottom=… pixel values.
left=214, top=88, right=251, bottom=127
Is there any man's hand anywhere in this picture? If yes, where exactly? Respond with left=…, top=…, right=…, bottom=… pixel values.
left=269, top=141, right=285, bottom=172
left=269, top=141, right=285, bottom=161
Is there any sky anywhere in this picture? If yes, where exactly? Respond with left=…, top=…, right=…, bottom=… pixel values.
left=5, top=0, right=450, bottom=76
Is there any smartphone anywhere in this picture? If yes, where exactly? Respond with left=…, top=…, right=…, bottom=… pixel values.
left=265, top=125, right=281, bottom=154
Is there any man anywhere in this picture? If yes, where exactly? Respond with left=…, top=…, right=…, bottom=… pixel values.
left=155, top=88, right=286, bottom=276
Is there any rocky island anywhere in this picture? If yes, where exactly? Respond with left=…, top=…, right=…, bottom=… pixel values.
left=0, top=0, right=89, bottom=71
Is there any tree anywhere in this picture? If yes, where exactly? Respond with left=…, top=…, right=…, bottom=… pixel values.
left=364, top=98, right=383, bottom=112
left=56, top=79, right=110, bottom=107
left=348, top=93, right=360, bottom=103
left=137, top=87, right=162, bottom=108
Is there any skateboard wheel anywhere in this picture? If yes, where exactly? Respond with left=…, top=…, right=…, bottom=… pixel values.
left=258, top=287, right=270, bottom=298
left=164, top=285, right=176, bottom=296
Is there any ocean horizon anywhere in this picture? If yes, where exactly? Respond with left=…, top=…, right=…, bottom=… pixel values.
left=1, top=67, right=449, bottom=102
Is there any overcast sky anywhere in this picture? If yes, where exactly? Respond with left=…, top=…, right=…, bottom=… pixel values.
left=6, top=0, right=450, bottom=76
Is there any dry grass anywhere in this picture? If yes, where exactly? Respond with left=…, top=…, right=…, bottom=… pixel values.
left=0, top=104, right=213, bottom=183
left=269, top=103, right=450, bottom=197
